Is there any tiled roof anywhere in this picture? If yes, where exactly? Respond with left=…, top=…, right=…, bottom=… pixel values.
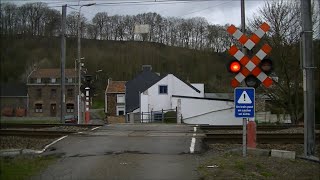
left=125, top=70, right=161, bottom=113
left=107, top=81, right=126, bottom=93
left=30, top=69, right=76, bottom=78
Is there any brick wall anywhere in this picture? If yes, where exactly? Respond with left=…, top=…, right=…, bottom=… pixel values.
left=107, top=94, right=117, bottom=116
left=28, top=85, right=77, bottom=117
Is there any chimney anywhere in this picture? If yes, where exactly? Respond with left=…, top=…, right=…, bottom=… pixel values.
left=142, top=65, right=152, bottom=71
left=108, top=78, right=112, bottom=85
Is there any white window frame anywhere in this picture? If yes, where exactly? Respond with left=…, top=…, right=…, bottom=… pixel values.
left=36, top=78, right=41, bottom=83
left=51, top=78, right=56, bottom=83
left=35, top=104, right=43, bottom=113
left=117, top=94, right=125, bottom=103
left=66, top=103, right=74, bottom=113
left=116, top=105, right=125, bottom=116
left=159, top=85, right=168, bottom=94
left=67, top=78, right=73, bottom=83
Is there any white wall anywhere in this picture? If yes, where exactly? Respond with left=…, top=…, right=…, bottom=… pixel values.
left=172, top=96, right=242, bottom=125
left=141, top=74, right=203, bottom=113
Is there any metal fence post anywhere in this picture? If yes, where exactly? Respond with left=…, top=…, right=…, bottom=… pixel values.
left=141, top=112, right=143, bottom=123
left=162, top=109, right=164, bottom=123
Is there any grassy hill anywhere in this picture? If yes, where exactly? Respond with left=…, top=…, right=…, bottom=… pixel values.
left=0, top=35, right=235, bottom=92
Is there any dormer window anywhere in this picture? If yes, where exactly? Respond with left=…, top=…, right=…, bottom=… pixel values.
left=36, top=78, right=41, bottom=83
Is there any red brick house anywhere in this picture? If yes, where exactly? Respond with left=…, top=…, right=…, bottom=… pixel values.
left=105, top=79, right=126, bottom=116
left=27, top=68, right=77, bottom=117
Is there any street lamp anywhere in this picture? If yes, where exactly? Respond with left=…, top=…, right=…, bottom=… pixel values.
left=77, top=2, right=95, bottom=124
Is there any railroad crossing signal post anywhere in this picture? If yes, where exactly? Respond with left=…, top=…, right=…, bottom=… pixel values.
left=227, top=21, right=273, bottom=157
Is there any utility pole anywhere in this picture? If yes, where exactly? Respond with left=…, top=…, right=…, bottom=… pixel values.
left=77, top=3, right=96, bottom=124
left=301, top=0, right=316, bottom=158
left=60, top=4, right=67, bottom=123
left=240, top=0, right=247, bottom=158
left=77, top=7, right=82, bottom=124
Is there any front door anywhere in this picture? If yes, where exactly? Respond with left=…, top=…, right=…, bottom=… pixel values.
left=50, top=104, right=57, bottom=117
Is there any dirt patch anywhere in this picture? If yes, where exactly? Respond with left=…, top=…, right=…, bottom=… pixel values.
left=0, top=136, right=55, bottom=150
left=198, top=144, right=320, bottom=180
left=107, top=116, right=125, bottom=124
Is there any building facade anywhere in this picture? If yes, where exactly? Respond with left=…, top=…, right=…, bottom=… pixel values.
left=27, top=68, right=77, bottom=117
left=105, top=79, right=126, bottom=116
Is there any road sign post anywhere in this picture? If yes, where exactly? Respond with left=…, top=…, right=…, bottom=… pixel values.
left=235, top=87, right=255, bottom=157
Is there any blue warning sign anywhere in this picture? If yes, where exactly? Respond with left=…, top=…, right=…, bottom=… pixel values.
left=234, top=87, right=255, bottom=118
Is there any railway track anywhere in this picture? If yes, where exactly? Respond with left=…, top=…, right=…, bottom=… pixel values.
left=0, top=129, right=77, bottom=137
left=204, top=133, right=320, bottom=144
left=0, top=123, right=102, bottom=129
left=199, top=124, right=320, bottom=131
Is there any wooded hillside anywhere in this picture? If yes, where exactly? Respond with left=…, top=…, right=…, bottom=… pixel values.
left=0, top=35, right=233, bottom=92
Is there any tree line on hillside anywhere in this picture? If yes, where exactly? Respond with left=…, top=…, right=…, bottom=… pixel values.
left=0, top=2, right=237, bottom=52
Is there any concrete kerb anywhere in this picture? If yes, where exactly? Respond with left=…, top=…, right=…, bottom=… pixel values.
left=0, top=135, right=68, bottom=157
left=229, top=147, right=271, bottom=157
left=229, top=147, right=299, bottom=160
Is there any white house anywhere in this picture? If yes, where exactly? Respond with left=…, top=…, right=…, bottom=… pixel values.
left=126, top=66, right=241, bottom=125
left=139, top=74, right=203, bottom=121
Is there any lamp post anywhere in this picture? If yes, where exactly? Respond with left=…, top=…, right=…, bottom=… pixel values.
left=77, top=3, right=95, bottom=124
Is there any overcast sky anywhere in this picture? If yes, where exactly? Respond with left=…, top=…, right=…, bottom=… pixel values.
left=6, top=0, right=266, bottom=26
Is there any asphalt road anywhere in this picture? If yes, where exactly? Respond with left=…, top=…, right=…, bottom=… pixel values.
left=33, top=124, right=205, bottom=180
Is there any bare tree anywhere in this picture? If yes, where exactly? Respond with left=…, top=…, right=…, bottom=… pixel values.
left=0, top=3, right=18, bottom=35
left=249, top=0, right=319, bottom=124
left=92, top=12, right=108, bottom=40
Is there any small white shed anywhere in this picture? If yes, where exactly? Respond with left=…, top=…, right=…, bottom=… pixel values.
left=172, top=96, right=241, bottom=125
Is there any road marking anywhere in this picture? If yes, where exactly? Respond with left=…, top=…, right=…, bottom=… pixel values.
left=91, top=127, right=101, bottom=131
left=36, top=135, right=68, bottom=154
left=190, top=127, right=197, bottom=153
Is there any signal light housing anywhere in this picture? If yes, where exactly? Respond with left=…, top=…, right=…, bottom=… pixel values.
left=259, top=58, right=273, bottom=75
left=245, top=75, right=260, bottom=88
left=228, top=60, right=242, bottom=73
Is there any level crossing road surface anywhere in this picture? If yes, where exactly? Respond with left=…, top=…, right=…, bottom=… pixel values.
left=33, top=124, right=205, bottom=180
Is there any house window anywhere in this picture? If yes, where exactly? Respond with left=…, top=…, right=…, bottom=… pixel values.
left=36, top=88, right=42, bottom=98
left=159, top=85, right=168, bottom=94
left=67, top=89, right=73, bottom=97
left=66, top=103, right=74, bottom=113
left=51, top=89, right=57, bottom=98
left=51, top=78, right=56, bottom=83
left=67, top=78, right=73, bottom=83
left=117, top=94, right=125, bottom=103
left=35, top=103, right=43, bottom=113
left=36, top=78, right=41, bottom=83
left=116, top=105, right=125, bottom=116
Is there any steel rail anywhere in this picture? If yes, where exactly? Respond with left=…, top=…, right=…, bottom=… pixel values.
left=0, top=129, right=77, bottom=137
left=204, top=133, right=320, bottom=144
left=199, top=125, right=320, bottom=131
left=0, top=123, right=102, bottom=129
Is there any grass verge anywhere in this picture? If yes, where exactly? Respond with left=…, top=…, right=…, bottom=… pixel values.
left=0, top=155, right=58, bottom=180
left=198, top=151, right=320, bottom=179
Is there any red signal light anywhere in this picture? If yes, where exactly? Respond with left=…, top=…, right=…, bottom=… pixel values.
left=229, top=61, right=241, bottom=73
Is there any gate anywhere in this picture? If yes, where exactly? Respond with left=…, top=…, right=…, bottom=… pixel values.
left=128, top=109, right=177, bottom=123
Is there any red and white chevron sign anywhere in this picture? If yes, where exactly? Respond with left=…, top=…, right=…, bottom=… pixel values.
left=227, top=23, right=273, bottom=88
